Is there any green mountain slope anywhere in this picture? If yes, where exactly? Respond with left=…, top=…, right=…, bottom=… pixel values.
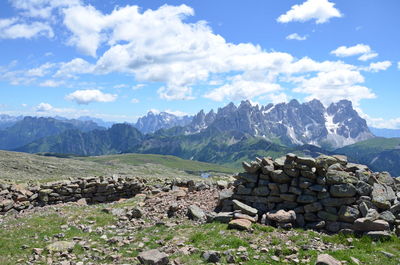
left=17, top=124, right=143, bottom=156
left=336, top=137, right=400, bottom=176
left=0, top=116, right=103, bottom=150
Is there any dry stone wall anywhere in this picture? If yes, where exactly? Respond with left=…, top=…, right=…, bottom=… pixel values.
left=220, top=153, right=400, bottom=236
left=0, top=176, right=144, bottom=214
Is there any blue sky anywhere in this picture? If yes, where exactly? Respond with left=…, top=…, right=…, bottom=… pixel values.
left=0, top=0, right=399, bottom=128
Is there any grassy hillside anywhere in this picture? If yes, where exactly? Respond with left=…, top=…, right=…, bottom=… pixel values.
left=0, top=151, right=236, bottom=183
left=336, top=137, right=400, bottom=176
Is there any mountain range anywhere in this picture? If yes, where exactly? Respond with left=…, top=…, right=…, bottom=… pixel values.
left=1, top=99, right=399, bottom=176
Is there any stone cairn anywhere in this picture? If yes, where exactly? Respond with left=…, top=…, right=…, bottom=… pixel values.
left=0, top=176, right=144, bottom=214
left=217, top=153, right=400, bottom=237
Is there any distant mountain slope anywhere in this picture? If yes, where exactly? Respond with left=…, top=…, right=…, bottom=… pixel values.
left=134, top=111, right=192, bottom=134
left=369, top=127, right=400, bottom=138
left=134, top=99, right=373, bottom=149
left=0, top=116, right=105, bottom=150
left=17, top=124, right=143, bottom=156
left=0, top=114, right=23, bottom=129
left=335, top=137, right=400, bottom=176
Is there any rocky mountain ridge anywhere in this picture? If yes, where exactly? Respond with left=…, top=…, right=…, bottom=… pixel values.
left=134, top=111, right=192, bottom=134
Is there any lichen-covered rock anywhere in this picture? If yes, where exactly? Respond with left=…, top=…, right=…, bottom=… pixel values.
left=338, top=206, right=359, bottom=223
left=46, top=241, right=75, bottom=253
left=371, top=184, right=396, bottom=210
left=326, top=170, right=358, bottom=185
left=330, top=184, right=357, bottom=197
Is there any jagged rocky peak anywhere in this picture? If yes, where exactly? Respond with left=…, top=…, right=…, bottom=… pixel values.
left=134, top=111, right=193, bottom=134
left=188, top=98, right=373, bottom=148
left=134, top=98, right=373, bottom=148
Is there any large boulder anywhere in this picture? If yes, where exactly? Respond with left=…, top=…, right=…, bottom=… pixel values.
left=371, top=184, right=396, bottom=210
left=187, top=205, right=206, bottom=221
left=266, top=209, right=296, bottom=223
left=46, top=241, right=75, bottom=253
left=330, top=184, right=356, bottom=197
left=315, top=155, right=339, bottom=169
left=338, top=206, right=359, bottom=223
left=352, top=218, right=390, bottom=232
left=228, top=219, right=252, bottom=230
left=376, top=172, right=395, bottom=186
left=232, top=200, right=258, bottom=216
left=316, top=254, right=342, bottom=265
left=270, top=170, right=291, bottom=184
left=326, top=170, right=358, bottom=185
left=138, top=249, right=169, bottom=265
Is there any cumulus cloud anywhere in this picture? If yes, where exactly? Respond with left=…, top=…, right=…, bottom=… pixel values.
left=277, top=0, right=342, bottom=24
left=204, top=75, right=282, bottom=102
left=66, top=89, right=117, bottom=104
left=54, top=58, right=94, bottom=78
left=293, top=69, right=376, bottom=106
left=357, top=110, right=400, bottom=129
left=35, top=102, right=54, bottom=112
left=286, top=33, right=307, bottom=41
left=0, top=2, right=385, bottom=107
left=331, top=44, right=378, bottom=61
left=361, top=61, right=392, bottom=73
left=0, top=18, right=53, bottom=39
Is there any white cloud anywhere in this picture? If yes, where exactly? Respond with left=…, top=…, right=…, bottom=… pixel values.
left=0, top=18, right=53, bottom=39
left=66, top=89, right=117, bottom=104
left=130, top=98, right=140, bottom=103
left=132, top=84, right=145, bottom=90
left=277, top=0, right=342, bottom=24
left=361, top=61, right=392, bottom=73
left=286, top=33, right=307, bottom=41
left=204, top=75, right=282, bottom=102
left=331, top=44, right=378, bottom=61
left=358, top=110, right=400, bottom=129
left=26, top=63, right=55, bottom=77
left=1, top=3, right=384, bottom=107
left=10, top=0, right=81, bottom=19
left=358, top=52, right=378, bottom=61
left=331, top=44, right=370, bottom=57
left=398, top=62, right=400, bottom=70
left=293, top=69, right=376, bottom=106
left=263, top=93, right=290, bottom=104
left=35, top=102, right=54, bottom=112
left=39, top=79, right=64, bottom=87
left=54, top=58, right=94, bottom=78
left=164, top=109, right=189, bottom=117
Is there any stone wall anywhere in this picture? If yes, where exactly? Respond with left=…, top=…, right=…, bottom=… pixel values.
left=221, top=154, right=400, bottom=235
left=0, top=176, right=144, bottom=214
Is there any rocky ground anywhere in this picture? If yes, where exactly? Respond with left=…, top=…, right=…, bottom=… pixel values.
left=1, top=182, right=399, bottom=265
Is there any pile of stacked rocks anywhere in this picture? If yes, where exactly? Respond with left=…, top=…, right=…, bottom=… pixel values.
left=218, top=153, right=400, bottom=237
left=0, top=176, right=144, bottom=214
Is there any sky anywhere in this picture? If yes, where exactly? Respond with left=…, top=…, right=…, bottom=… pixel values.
left=0, top=0, right=399, bottom=128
